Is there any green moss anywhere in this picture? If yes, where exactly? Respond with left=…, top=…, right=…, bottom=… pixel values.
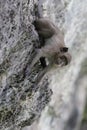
left=80, top=58, right=87, bottom=77
left=82, top=103, right=87, bottom=122
left=0, top=110, right=4, bottom=120
left=0, top=58, right=10, bottom=74
left=20, top=94, right=26, bottom=101
left=19, top=113, right=36, bottom=127
left=27, top=92, right=32, bottom=97
left=0, top=108, right=13, bottom=122
left=10, top=31, right=29, bottom=54
left=47, top=106, right=57, bottom=117
left=81, top=59, right=87, bottom=123
left=11, top=41, right=23, bottom=53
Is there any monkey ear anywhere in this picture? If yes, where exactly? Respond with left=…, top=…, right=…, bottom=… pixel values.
left=60, top=47, right=68, bottom=52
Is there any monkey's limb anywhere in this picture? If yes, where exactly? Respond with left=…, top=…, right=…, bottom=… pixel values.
left=33, top=19, right=53, bottom=30
left=40, top=57, right=46, bottom=68
left=35, top=65, right=51, bottom=84
left=29, top=51, right=41, bottom=69
left=37, top=30, right=54, bottom=39
left=33, top=19, right=56, bottom=38
left=38, top=34, right=47, bottom=68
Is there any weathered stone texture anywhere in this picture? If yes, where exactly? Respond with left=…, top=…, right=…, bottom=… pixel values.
left=0, top=0, right=52, bottom=129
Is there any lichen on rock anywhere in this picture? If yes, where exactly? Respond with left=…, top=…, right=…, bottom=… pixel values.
left=0, top=0, right=52, bottom=130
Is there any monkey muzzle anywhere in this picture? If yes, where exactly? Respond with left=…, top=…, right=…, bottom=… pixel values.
left=55, top=55, right=68, bottom=67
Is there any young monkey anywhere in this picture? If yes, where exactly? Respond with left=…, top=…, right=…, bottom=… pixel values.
left=30, top=18, right=71, bottom=69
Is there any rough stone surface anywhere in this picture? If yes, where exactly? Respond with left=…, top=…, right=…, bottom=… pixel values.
left=1, top=0, right=87, bottom=130
left=0, top=0, right=52, bottom=130
left=23, top=0, right=87, bottom=130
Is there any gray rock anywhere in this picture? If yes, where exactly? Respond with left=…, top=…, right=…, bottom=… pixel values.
left=0, top=0, right=52, bottom=129
left=30, top=0, right=87, bottom=130
left=1, top=0, right=87, bottom=130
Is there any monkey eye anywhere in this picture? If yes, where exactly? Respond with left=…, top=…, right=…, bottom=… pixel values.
left=60, top=47, right=68, bottom=53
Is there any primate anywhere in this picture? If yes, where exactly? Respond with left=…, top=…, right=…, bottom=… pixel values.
left=30, top=18, right=71, bottom=69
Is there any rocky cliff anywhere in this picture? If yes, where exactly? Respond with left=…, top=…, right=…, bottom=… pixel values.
left=0, top=0, right=52, bottom=129
left=0, top=0, right=87, bottom=130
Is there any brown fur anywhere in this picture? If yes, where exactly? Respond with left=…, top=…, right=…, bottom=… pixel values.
left=31, top=18, right=71, bottom=68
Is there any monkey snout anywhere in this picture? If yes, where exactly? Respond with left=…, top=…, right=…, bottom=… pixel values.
left=55, top=56, right=68, bottom=67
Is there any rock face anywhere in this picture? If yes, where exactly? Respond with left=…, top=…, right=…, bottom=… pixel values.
left=0, top=0, right=87, bottom=130
left=26, top=0, right=87, bottom=130
left=0, top=0, right=52, bottom=130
